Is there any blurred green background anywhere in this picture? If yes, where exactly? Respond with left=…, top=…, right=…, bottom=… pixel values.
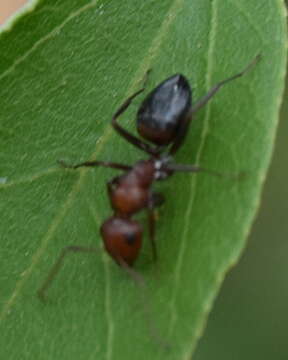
left=194, top=80, right=288, bottom=359
left=1, top=2, right=287, bottom=359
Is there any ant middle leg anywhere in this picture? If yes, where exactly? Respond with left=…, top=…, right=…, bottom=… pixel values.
left=38, top=246, right=98, bottom=301
left=166, top=163, right=244, bottom=180
left=58, top=159, right=132, bottom=171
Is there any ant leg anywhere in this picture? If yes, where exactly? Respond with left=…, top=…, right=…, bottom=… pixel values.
left=116, top=256, right=170, bottom=349
left=58, top=159, right=131, bottom=171
left=169, top=55, right=261, bottom=156
left=37, top=246, right=98, bottom=301
left=111, top=79, right=158, bottom=156
left=147, top=192, right=165, bottom=262
left=150, top=192, right=165, bottom=208
left=117, top=256, right=145, bottom=285
left=166, top=163, right=243, bottom=180
left=190, top=54, right=261, bottom=114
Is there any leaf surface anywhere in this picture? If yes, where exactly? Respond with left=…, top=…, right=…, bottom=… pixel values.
left=0, top=1, right=286, bottom=359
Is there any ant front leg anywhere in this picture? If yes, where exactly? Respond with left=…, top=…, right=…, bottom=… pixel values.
left=147, top=192, right=165, bottom=262
left=116, top=255, right=170, bottom=349
left=116, top=256, right=145, bottom=285
left=38, top=246, right=98, bottom=301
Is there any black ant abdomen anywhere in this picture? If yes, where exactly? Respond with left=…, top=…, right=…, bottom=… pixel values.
left=137, top=74, right=192, bottom=146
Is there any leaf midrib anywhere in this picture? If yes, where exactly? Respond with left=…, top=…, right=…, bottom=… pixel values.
left=166, top=0, right=218, bottom=354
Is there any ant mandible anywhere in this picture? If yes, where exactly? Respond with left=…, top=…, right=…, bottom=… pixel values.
left=38, top=55, right=260, bottom=299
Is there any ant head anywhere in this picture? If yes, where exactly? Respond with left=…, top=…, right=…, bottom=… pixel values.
left=101, top=216, right=142, bottom=266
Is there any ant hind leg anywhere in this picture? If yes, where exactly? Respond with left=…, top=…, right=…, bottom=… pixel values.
left=111, top=71, right=158, bottom=156
left=190, top=54, right=261, bottom=114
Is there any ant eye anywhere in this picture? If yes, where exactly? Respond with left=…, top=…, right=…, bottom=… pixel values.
left=125, top=232, right=137, bottom=245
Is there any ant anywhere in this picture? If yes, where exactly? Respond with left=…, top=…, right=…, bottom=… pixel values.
left=38, top=55, right=260, bottom=300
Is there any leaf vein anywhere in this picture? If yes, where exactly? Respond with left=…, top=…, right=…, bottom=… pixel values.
left=0, top=0, right=100, bottom=82
left=0, top=168, right=59, bottom=189
left=0, top=167, right=89, bottom=321
left=226, top=0, right=266, bottom=43
left=167, top=0, right=219, bottom=344
left=88, top=203, right=114, bottom=360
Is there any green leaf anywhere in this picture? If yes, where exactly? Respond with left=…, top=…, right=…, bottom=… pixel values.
left=0, top=0, right=286, bottom=359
